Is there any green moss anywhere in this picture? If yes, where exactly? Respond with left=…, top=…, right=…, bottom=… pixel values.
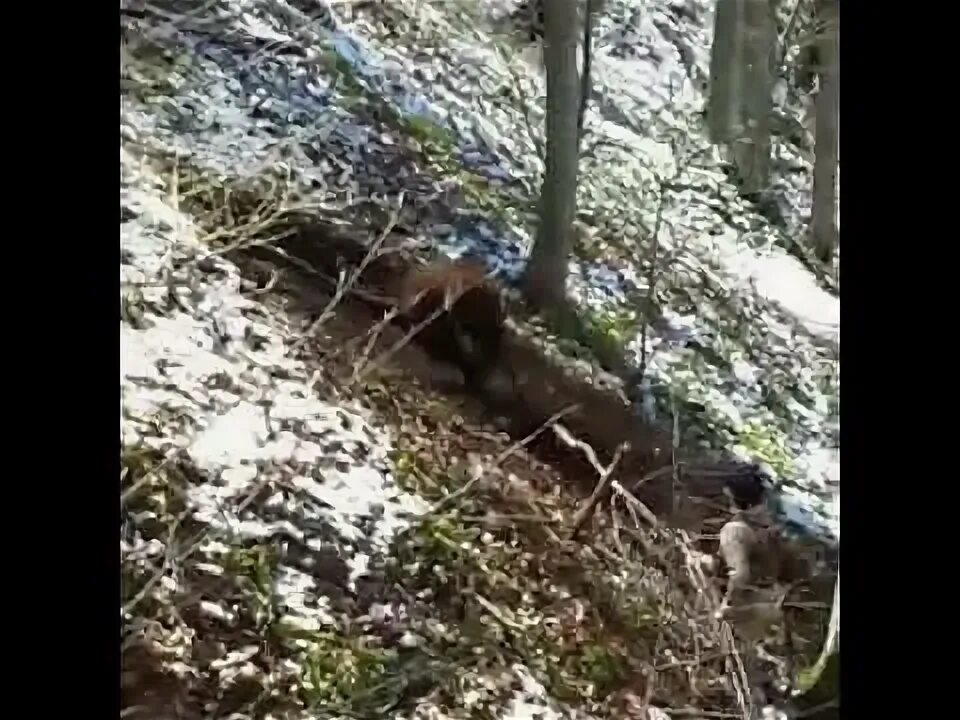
left=388, top=448, right=460, bottom=499
left=586, top=307, right=638, bottom=347
left=410, top=514, right=477, bottom=570
left=120, top=445, right=188, bottom=517
left=572, top=641, right=632, bottom=697
left=546, top=303, right=637, bottom=373
left=389, top=448, right=424, bottom=494
left=223, top=545, right=278, bottom=596
left=737, top=419, right=794, bottom=477
left=404, top=114, right=456, bottom=148
left=301, top=631, right=400, bottom=711
left=223, top=544, right=280, bottom=627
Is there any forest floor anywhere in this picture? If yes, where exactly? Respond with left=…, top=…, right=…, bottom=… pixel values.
left=121, top=2, right=838, bottom=718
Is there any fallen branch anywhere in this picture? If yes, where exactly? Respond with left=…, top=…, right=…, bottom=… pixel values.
left=636, top=179, right=667, bottom=387
left=291, top=192, right=405, bottom=352
left=549, top=422, right=659, bottom=528
left=570, top=442, right=627, bottom=536
left=609, top=480, right=659, bottom=528
left=420, top=405, right=580, bottom=518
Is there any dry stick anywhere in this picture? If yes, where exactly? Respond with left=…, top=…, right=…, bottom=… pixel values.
left=473, top=593, right=526, bottom=632
left=354, top=301, right=451, bottom=381
left=126, top=222, right=300, bottom=292
left=627, top=464, right=674, bottom=492
left=550, top=422, right=605, bottom=474
left=263, top=243, right=398, bottom=307
left=637, top=181, right=667, bottom=386
left=777, top=0, right=811, bottom=74
left=422, top=405, right=580, bottom=518
left=500, top=45, right=545, bottom=162
left=292, top=192, right=405, bottom=352
left=550, top=423, right=660, bottom=528
left=350, top=306, right=401, bottom=381
left=244, top=266, right=283, bottom=296
left=120, top=448, right=183, bottom=505
left=794, top=699, right=839, bottom=719
left=609, top=479, right=659, bottom=528
left=579, top=136, right=638, bottom=161
left=354, top=269, right=505, bottom=380
left=609, top=496, right=626, bottom=554
left=570, top=442, right=627, bottom=536
left=667, top=397, right=752, bottom=720
left=460, top=512, right=555, bottom=524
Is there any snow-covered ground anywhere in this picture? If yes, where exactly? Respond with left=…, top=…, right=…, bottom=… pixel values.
left=121, top=0, right=838, bottom=542
left=122, top=3, right=838, bottom=715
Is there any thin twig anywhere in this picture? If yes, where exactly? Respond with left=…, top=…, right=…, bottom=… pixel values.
left=498, top=44, right=545, bottom=162
left=664, top=709, right=744, bottom=719
left=422, top=405, right=579, bottom=518
left=609, top=480, right=659, bottom=528
left=350, top=307, right=401, bottom=381
left=292, top=192, right=405, bottom=352
left=637, top=180, right=667, bottom=385
left=120, top=449, right=182, bottom=505
left=459, top=513, right=556, bottom=524
left=777, top=0, right=807, bottom=71
left=794, top=698, right=839, bottom=718
left=354, top=301, right=451, bottom=381
left=570, top=442, right=627, bottom=535
left=549, top=422, right=604, bottom=474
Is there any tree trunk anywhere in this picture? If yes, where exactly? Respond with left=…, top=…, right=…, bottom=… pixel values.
left=809, top=0, right=839, bottom=263
left=524, top=0, right=581, bottom=310
left=732, top=0, right=777, bottom=193
left=707, top=0, right=746, bottom=144
left=708, top=0, right=777, bottom=192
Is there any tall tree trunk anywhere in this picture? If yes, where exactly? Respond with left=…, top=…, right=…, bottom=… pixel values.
left=809, top=0, right=839, bottom=263
left=708, top=0, right=777, bottom=192
left=707, top=0, right=746, bottom=144
left=732, top=0, right=777, bottom=193
left=524, top=0, right=582, bottom=309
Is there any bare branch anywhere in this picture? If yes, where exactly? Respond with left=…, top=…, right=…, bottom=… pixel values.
left=291, top=192, right=405, bottom=352
left=570, top=442, right=627, bottom=536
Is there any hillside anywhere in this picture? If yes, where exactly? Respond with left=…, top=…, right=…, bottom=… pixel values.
left=120, top=2, right=840, bottom=718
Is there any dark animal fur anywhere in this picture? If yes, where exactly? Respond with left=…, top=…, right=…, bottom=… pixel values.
left=397, top=259, right=506, bottom=394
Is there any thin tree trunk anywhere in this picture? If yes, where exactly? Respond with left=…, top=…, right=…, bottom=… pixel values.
left=524, top=0, right=581, bottom=309
left=577, top=0, right=597, bottom=145
left=810, top=0, right=839, bottom=263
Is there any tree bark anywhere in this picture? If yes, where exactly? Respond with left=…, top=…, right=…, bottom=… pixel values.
left=707, top=0, right=746, bottom=144
left=708, top=0, right=777, bottom=192
left=577, top=0, right=597, bottom=144
left=524, top=0, right=582, bottom=310
left=809, top=0, right=840, bottom=263
left=732, top=0, right=777, bottom=193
